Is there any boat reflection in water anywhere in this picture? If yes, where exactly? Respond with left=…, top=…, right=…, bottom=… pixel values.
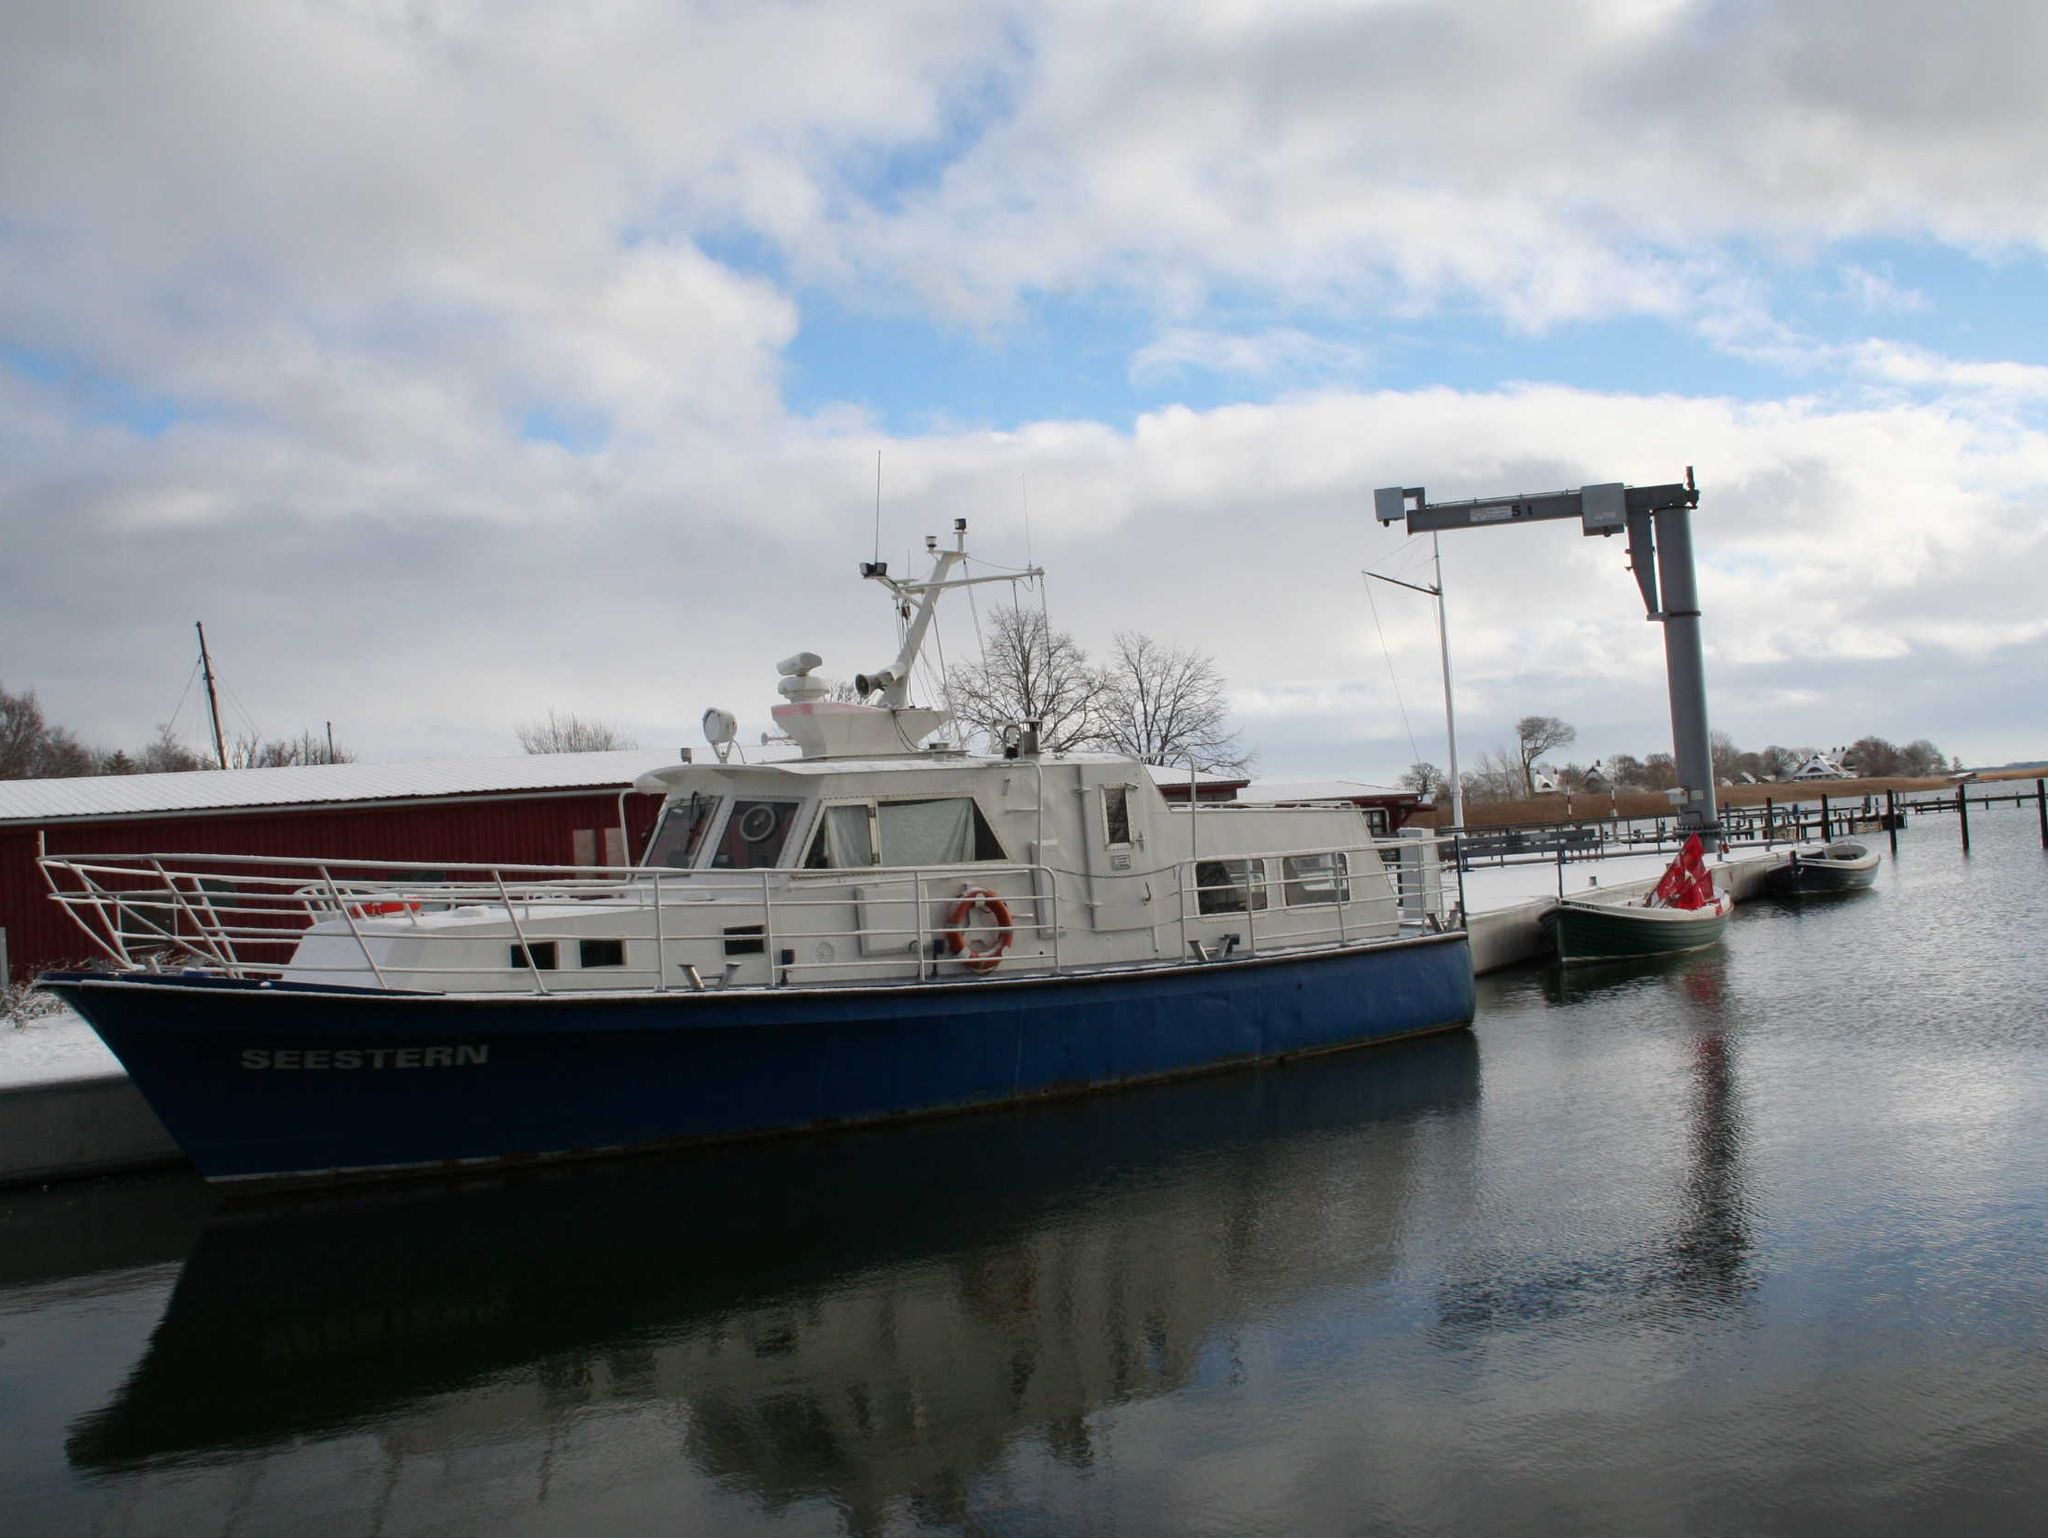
left=1439, top=950, right=1754, bottom=1344
left=70, top=1034, right=1482, bottom=1529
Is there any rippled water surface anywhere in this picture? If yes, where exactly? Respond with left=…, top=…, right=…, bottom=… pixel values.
left=4, top=811, right=2045, bottom=1536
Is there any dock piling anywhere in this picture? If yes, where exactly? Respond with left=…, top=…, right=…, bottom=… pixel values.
left=1886, top=788, right=1899, bottom=854
left=1958, top=786, right=1971, bottom=854
left=2038, top=778, right=2046, bottom=850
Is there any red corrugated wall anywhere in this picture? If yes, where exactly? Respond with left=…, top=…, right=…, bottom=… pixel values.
left=2, top=789, right=666, bottom=983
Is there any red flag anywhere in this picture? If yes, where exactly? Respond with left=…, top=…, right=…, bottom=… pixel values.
left=1647, top=834, right=1716, bottom=909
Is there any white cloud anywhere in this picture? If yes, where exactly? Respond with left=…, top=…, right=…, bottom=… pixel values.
left=1850, top=340, right=2048, bottom=401
left=1130, top=328, right=1371, bottom=385
left=1836, top=265, right=1929, bottom=315
left=6, top=3, right=2048, bottom=777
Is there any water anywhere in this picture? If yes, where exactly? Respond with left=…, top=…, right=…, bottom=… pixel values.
left=4, top=811, right=2044, bottom=1536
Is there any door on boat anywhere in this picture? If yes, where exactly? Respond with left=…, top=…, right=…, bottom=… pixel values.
left=1083, top=781, right=1158, bottom=933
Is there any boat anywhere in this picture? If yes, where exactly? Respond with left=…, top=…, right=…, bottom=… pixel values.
left=36, top=526, right=1474, bottom=1187
left=1545, top=835, right=1731, bottom=964
left=1770, top=840, right=1881, bottom=895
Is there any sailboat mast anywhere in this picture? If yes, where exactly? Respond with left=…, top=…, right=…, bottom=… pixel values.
left=196, top=622, right=228, bottom=770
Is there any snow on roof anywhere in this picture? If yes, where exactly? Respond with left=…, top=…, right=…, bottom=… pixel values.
left=0, top=750, right=692, bottom=826
left=1237, top=779, right=1414, bottom=805
left=1145, top=764, right=1250, bottom=789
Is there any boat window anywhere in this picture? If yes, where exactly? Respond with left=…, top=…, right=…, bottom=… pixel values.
left=1195, top=859, right=1268, bottom=916
left=1103, top=784, right=1133, bottom=846
left=1282, top=852, right=1351, bottom=907
left=709, top=799, right=802, bottom=870
left=579, top=938, right=625, bottom=968
left=510, top=941, right=559, bottom=970
left=645, top=794, right=723, bottom=869
left=805, top=803, right=876, bottom=869
left=805, top=797, right=1006, bottom=867
left=880, top=797, right=1005, bottom=865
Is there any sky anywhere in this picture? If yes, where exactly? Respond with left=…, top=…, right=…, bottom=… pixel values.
left=4, top=0, right=2046, bottom=782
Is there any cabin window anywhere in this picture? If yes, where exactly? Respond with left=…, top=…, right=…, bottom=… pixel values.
left=1282, top=853, right=1351, bottom=907
left=1195, top=859, right=1268, bottom=916
left=803, top=797, right=1006, bottom=868
left=510, top=941, right=559, bottom=970
left=1103, top=784, right=1133, bottom=847
left=579, top=938, right=626, bottom=968
left=806, top=803, right=876, bottom=868
left=1363, top=808, right=1391, bottom=836
left=645, top=794, right=723, bottom=869
left=709, top=799, right=802, bottom=870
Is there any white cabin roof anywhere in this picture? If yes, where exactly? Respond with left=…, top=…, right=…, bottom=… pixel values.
left=1237, top=779, right=1411, bottom=805
left=0, top=750, right=689, bottom=826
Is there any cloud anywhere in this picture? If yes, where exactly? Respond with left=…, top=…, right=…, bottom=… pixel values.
left=1129, top=328, right=1371, bottom=386
left=1849, top=340, right=2048, bottom=401
left=1836, top=265, right=1929, bottom=315
left=6, top=3, right=2048, bottom=778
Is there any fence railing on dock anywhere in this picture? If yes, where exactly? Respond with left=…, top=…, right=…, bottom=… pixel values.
left=1896, top=777, right=2048, bottom=855
left=1445, top=775, right=2046, bottom=873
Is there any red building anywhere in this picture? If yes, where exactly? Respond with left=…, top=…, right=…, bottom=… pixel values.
left=1, top=751, right=682, bottom=983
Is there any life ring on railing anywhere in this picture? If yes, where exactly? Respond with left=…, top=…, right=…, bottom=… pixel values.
left=945, top=887, right=1014, bottom=972
left=346, top=900, right=421, bottom=920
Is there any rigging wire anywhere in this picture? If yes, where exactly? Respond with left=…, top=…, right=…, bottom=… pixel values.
left=161, top=657, right=203, bottom=744
left=1362, top=573, right=1425, bottom=774
left=218, top=677, right=265, bottom=748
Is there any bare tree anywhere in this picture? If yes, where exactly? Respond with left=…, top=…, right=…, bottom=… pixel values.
left=1401, top=761, right=1443, bottom=797
left=1514, top=715, right=1576, bottom=796
left=1710, top=730, right=1742, bottom=785
left=1604, top=752, right=1647, bottom=789
left=1846, top=735, right=1902, bottom=778
left=1897, top=738, right=1945, bottom=777
left=1756, top=744, right=1798, bottom=781
left=1097, top=632, right=1251, bottom=772
left=946, top=606, right=1110, bottom=754
left=0, top=682, right=93, bottom=779
left=134, top=723, right=211, bottom=774
left=226, top=729, right=357, bottom=768
left=517, top=710, right=636, bottom=754
left=1460, top=746, right=1524, bottom=803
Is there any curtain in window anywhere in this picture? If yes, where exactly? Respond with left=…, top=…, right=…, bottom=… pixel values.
left=823, top=804, right=875, bottom=868
left=879, top=798, right=974, bottom=865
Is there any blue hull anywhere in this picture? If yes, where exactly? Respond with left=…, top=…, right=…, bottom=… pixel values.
left=43, top=934, right=1473, bottom=1185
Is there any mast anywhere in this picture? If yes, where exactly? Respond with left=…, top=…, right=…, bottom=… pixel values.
left=1363, top=553, right=1464, bottom=829
left=855, top=520, right=1042, bottom=708
left=1432, top=534, right=1465, bottom=830
left=196, top=622, right=228, bottom=770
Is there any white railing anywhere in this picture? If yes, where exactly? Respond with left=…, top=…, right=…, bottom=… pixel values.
left=37, top=834, right=1460, bottom=995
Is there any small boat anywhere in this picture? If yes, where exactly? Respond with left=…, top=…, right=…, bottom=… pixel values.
left=36, top=526, right=1474, bottom=1188
left=1771, top=840, right=1881, bottom=895
left=1546, top=835, right=1731, bottom=964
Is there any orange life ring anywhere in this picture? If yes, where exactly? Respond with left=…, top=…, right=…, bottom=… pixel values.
left=945, top=886, right=1014, bottom=971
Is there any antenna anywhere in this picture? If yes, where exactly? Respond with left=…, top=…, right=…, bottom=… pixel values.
left=195, top=622, right=228, bottom=770
left=873, top=451, right=882, bottom=567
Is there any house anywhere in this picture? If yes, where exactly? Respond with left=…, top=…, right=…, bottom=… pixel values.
left=1790, top=751, right=1855, bottom=781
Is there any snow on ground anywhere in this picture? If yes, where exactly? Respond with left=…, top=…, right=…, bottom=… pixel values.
left=0, top=995, right=123, bottom=1088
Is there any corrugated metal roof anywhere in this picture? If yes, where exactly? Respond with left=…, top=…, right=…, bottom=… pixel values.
left=0, top=750, right=691, bottom=826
